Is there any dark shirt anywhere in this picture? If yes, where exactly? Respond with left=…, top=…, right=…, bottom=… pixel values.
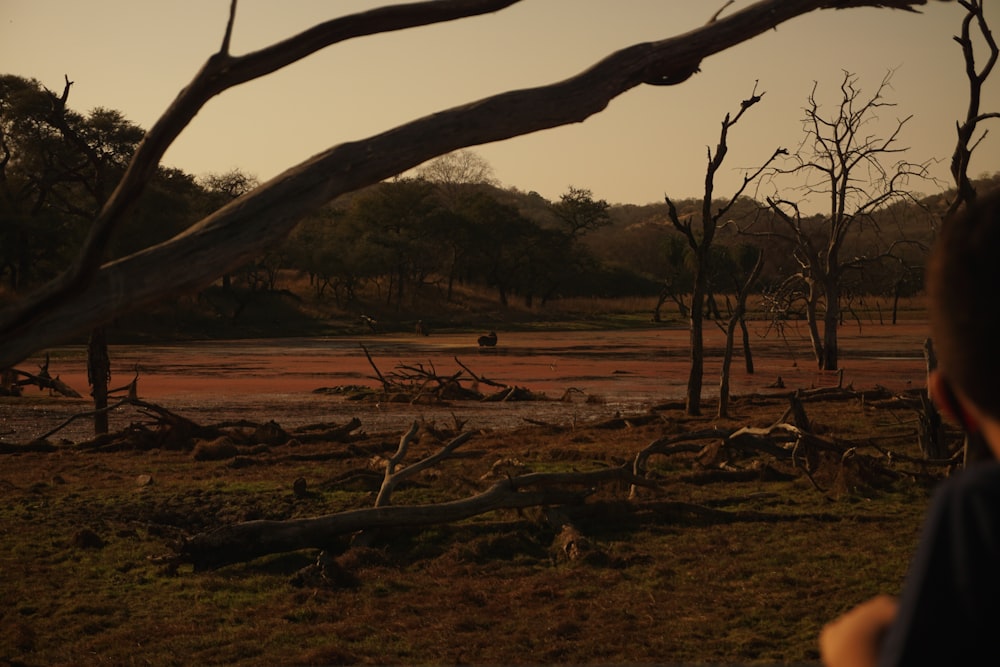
left=879, top=461, right=1000, bottom=666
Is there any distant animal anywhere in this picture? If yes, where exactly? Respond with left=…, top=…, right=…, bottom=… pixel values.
left=360, top=314, right=378, bottom=334
left=415, top=320, right=429, bottom=336
left=477, top=331, right=498, bottom=347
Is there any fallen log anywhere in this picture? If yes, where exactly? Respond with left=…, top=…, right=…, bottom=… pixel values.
left=289, top=417, right=363, bottom=444
left=177, top=462, right=649, bottom=570
left=12, top=366, right=82, bottom=398
left=178, top=480, right=591, bottom=570
left=44, top=393, right=218, bottom=445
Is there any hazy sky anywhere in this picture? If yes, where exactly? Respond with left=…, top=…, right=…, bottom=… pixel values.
left=3, top=1, right=998, bottom=209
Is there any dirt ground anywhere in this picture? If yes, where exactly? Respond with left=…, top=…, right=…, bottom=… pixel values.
left=0, top=321, right=939, bottom=665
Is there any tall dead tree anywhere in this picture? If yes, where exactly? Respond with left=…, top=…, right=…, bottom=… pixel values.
left=718, top=249, right=765, bottom=419
left=939, top=0, right=998, bottom=464
left=947, top=0, right=998, bottom=219
left=28, top=76, right=136, bottom=435
left=762, top=70, right=932, bottom=371
left=0, top=0, right=952, bottom=369
left=665, top=82, right=784, bottom=416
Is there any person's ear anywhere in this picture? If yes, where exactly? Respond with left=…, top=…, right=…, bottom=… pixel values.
left=929, top=370, right=981, bottom=433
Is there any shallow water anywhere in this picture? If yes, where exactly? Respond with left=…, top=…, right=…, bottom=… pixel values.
left=2, top=322, right=929, bottom=443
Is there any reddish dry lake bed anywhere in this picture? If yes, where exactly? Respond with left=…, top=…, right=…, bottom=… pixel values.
left=2, top=322, right=929, bottom=443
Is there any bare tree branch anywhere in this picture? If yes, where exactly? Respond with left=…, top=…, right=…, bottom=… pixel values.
left=0, top=0, right=523, bottom=354
left=947, top=0, right=999, bottom=218
left=757, top=69, right=935, bottom=370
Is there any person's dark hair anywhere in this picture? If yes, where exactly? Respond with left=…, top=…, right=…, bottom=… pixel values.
left=928, top=187, right=1000, bottom=420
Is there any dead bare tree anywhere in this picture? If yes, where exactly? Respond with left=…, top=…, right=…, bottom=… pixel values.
left=718, top=249, right=765, bottom=419
left=937, top=0, right=998, bottom=464
left=947, top=0, right=999, bottom=219
left=665, top=82, right=784, bottom=416
left=760, top=69, right=934, bottom=371
left=0, top=0, right=951, bottom=369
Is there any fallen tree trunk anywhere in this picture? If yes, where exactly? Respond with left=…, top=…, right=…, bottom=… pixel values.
left=12, top=367, right=82, bottom=398
left=179, top=481, right=590, bottom=570
left=177, top=463, right=650, bottom=570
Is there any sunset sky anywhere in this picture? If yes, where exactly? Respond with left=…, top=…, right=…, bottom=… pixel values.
left=3, top=1, right=998, bottom=210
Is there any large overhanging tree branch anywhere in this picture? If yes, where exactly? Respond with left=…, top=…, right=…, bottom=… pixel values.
left=0, top=0, right=947, bottom=367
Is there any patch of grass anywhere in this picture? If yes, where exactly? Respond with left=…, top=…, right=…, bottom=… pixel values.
left=0, top=393, right=938, bottom=665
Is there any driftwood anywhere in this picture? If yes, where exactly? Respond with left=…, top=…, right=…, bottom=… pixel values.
left=11, top=373, right=363, bottom=452
left=285, top=417, right=363, bottom=444
left=628, top=392, right=952, bottom=500
left=37, top=376, right=218, bottom=445
left=176, top=416, right=652, bottom=570
left=374, top=423, right=475, bottom=507
left=8, top=354, right=82, bottom=398
left=180, top=478, right=590, bottom=570
left=0, top=393, right=367, bottom=457
left=358, top=345, right=542, bottom=403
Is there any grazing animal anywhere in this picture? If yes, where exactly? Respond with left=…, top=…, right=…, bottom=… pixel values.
left=477, top=331, right=498, bottom=347
left=360, top=314, right=378, bottom=334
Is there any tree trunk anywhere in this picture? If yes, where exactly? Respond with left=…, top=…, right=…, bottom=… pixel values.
left=179, top=479, right=598, bottom=571
left=687, top=280, right=705, bottom=416
left=740, top=317, right=754, bottom=374
left=718, top=251, right=763, bottom=418
left=718, top=314, right=738, bottom=419
left=821, top=281, right=840, bottom=371
left=446, top=255, right=457, bottom=301
left=804, top=286, right=824, bottom=369
left=87, top=327, right=110, bottom=435
left=891, top=281, right=902, bottom=325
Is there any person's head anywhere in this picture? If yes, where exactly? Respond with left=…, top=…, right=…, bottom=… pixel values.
left=927, top=187, right=1000, bottom=453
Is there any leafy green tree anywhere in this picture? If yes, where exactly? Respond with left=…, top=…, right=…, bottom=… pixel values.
left=518, top=224, right=575, bottom=307
left=288, top=205, right=382, bottom=306
left=458, top=193, right=538, bottom=306
left=415, top=151, right=499, bottom=300
left=0, top=76, right=141, bottom=290
left=550, top=186, right=611, bottom=239
left=0, top=75, right=146, bottom=434
left=423, top=207, right=477, bottom=301
left=111, top=167, right=203, bottom=258
left=199, top=170, right=260, bottom=290
left=349, top=178, right=447, bottom=307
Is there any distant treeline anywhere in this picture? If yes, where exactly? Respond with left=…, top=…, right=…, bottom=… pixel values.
left=2, top=74, right=997, bottom=325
